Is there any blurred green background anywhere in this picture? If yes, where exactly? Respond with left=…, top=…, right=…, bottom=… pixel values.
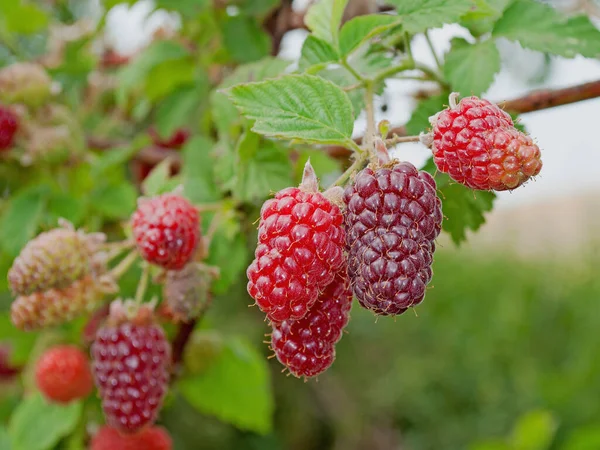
left=155, top=243, right=599, bottom=450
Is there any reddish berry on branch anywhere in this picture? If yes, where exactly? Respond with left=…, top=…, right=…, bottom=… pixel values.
left=344, top=161, right=442, bottom=316
left=90, top=425, right=172, bottom=450
left=424, top=93, right=542, bottom=191
left=271, top=267, right=352, bottom=378
left=247, top=161, right=346, bottom=323
left=91, top=300, right=171, bottom=434
left=8, top=220, right=108, bottom=296
left=35, top=345, right=93, bottom=404
left=0, top=105, right=19, bottom=151
left=132, top=193, right=200, bottom=270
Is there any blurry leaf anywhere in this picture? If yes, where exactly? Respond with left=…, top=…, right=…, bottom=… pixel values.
left=141, top=159, right=175, bottom=197
left=298, top=36, right=339, bottom=72
left=117, top=40, right=190, bottom=104
left=0, top=186, right=47, bottom=257
left=226, top=74, right=355, bottom=146
left=144, top=58, right=196, bottom=101
left=0, top=314, right=38, bottom=365
left=9, top=393, right=82, bottom=450
left=510, top=410, right=557, bottom=450
left=238, top=0, right=279, bottom=16
left=387, top=0, right=473, bottom=33
left=469, top=441, right=511, bottom=450
left=0, top=1, right=48, bottom=34
left=423, top=159, right=495, bottom=245
left=207, top=230, right=249, bottom=295
left=305, top=0, right=349, bottom=47
left=46, top=194, right=87, bottom=227
left=236, top=130, right=261, bottom=162
left=444, top=38, right=500, bottom=97
left=182, top=136, right=220, bottom=203
left=155, top=85, right=203, bottom=138
left=339, top=15, right=401, bottom=57
left=492, top=0, right=600, bottom=58
left=219, top=57, right=291, bottom=89
left=178, top=336, right=274, bottom=434
left=234, top=139, right=292, bottom=203
left=405, top=92, right=448, bottom=136
left=155, top=0, right=210, bottom=15
left=562, top=425, right=600, bottom=450
left=0, top=426, right=9, bottom=450
left=221, top=16, right=270, bottom=63
left=91, top=182, right=137, bottom=220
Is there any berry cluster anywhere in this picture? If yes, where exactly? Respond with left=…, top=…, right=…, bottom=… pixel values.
left=424, top=94, right=543, bottom=191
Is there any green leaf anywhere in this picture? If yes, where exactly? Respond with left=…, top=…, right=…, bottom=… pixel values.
left=444, top=38, right=500, bottom=97
left=460, top=0, right=511, bottom=37
left=0, top=314, right=38, bottom=365
left=141, top=159, right=176, bottom=197
left=562, top=425, right=600, bottom=450
left=339, top=14, right=401, bottom=57
left=305, top=0, right=349, bottom=47
left=222, top=15, right=270, bottom=63
left=207, top=230, right=249, bottom=295
left=9, top=393, right=82, bottom=450
left=0, top=1, right=48, bottom=35
left=298, top=36, right=339, bottom=72
left=226, top=74, right=355, bottom=146
left=154, top=0, right=210, bottom=15
left=219, top=57, right=291, bottom=89
left=144, top=58, right=196, bottom=101
left=423, top=159, right=495, bottom=245
left=234, top=139, right=293, bottom=203
left=46, top=193, right=87, bottom=227
left=405, top=92, right=449, bottom=136
left=387, top=0, right=474, bottom=33
left=510, top=410, right=557, bottom=450
left=0, top=426, right=10, bottom=450
left=469, top=441, right=511, bottom=450
left=492, top=0, right=600, bottom=58
left=238, top=0, right=279, bottom=16
left=318, top=67, right=366, bottom=115
left=182, top=136, right=221, bottom=203
left=91, top=182, right=137, bottom=220
left=0, top=187, right=47, bottom=257
left=178, top=336, right=274, bottom=434
left=117, top=40, right=190, bottom=104
left=155, top=85, right=204, bottom=138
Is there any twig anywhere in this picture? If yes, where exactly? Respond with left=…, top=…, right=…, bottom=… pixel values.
left=331, top=151, right=369, bottom=188
left=363, top=81, right=376, bottom=152
left=134, top=262, right=150, bottom=304
left=424, top=30, right=443, bottom=71
left=109, top=250, right=138, bottom=279
left=385, top=135, right=420, bottom=146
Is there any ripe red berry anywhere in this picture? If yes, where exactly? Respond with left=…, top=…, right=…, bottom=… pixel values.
left=90, top=425, right=172, bottom=450
left=0, top=105, right=19, bottom=151
left=132, top=193, right=200, bottom=270
left=344, top=162, right=443, bottom=316
left=149, top=128, right=189, bottom=149
left=35, top=345, right=93, bottom=403
left=271, top=267, right=352, bottom=378
left=428, top=94, right=542, bottom=191
left=247, top=163, right=345, bottom=323
left=91, top=301, right=171, bottom=434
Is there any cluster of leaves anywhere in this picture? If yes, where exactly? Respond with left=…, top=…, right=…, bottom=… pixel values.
left=0, top=0, right=599, bottom=448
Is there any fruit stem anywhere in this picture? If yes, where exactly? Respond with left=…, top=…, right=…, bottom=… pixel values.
left=364, top=80, right=377, bottom=154
left=330, top=151, right=369, bottom=188
left=195, top=202, right=223, bottom=213
left=104, top=239, right=136, bottom=261
left=134, top=262, right=150, bottom=305
left=384, top=135, right=421, bottom=147
left=109, top=250, right=139, bottom=279
left=342, top=58, right=365, bottom=83
left=424, top=30, right=443, bottom=71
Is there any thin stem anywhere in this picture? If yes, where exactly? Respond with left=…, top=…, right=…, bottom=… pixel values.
left=343, top=82, right=363, bottom=92
left=424, top=30, right=443, bottom=71
left=363, top=81, right=376, bottom=153
left=104, top=239, right=136, bottom=261
left=195, top=203, right=223, bottom=213
left=135, top=262, right=150, bottom=305
left=385, top=135, right=421, bottom=146
left=374, top=60, right=415, bottom=83
left=404, top=32, right=414, bottom=63
left=331, top=151, right=369, bottom=188
left=414, top=62, right=448, bottom=88
left=109, top=250, right=138, bottom=279
left=342, top=58, right=365, bottom=82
